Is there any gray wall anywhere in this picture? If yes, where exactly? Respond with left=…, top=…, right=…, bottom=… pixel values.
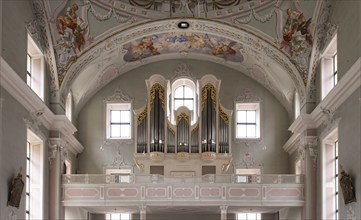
left=0, top=1, right=53, bottom=219
left=0, top=88, right=50, bottom=220
left=316, top=88, right=361, bottom=220
left=329, top=1, right=361, bottom=79
left=77, top=59, right=290, bottom=175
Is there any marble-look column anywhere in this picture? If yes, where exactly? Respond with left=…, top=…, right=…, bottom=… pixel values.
left=220, top=206, right=228, bottom=220
left=301, top=136, right=318, bottom=220
left=48, top=138, right=66, bottom=220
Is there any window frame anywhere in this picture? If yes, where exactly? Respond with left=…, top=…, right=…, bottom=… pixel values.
left=321, top=128, right=339, bottom=220
left=27, top=34, right=45, bottom=101
left=170, top=78, right=197, bottom=125
left=321, top=34, right=337, bottom=100
left=26, top=129, right=44, bottom=220
left=106, top=102, right=133, bottom=140
left=234, top=103, right=261, bottom=139
left=237, top=213, right=262, bottom=220
left=106, top=213, right=131, bottom=220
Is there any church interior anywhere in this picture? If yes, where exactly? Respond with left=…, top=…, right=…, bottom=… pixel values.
left=0, top=0, right=360, bottom=219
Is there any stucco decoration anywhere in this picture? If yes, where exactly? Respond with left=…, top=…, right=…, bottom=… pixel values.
left=241, top=152, right=260, bottom=168
left=33, top=0, right=60, bottom=102
left=90, top=0, right=276, bottom=19
left=172, top=63, right=195, bottom=81
left=48, top=141, right=68, bottom=165
left=307, top=1, right=336, bottom=103
left=302, top=136, right=318, bottom=168
left=123, top=33, right=244, bottom=63
left=23, top=109, right=46, bottom=140
left=103, top=87, right=133, bottom=103
left=60, top=19, right=305, bottom=118
left=86, top=1, right=135, bottom=23
left=26, top=19, right=43, bottom=52
left=233, top=8, right=276, bottom=24
left=235, top=89, right=263, bottom=103
left=320, top=106, right=340, bottom=132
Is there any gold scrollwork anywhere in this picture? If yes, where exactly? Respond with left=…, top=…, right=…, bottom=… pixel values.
left=191, top=123, right=199, bottom=134
left=176, top=112, right=190, bottom=124
left=149, top=83, right=165, bottom=110
left=167, top=123, right=175, bottom=135
left=137, top=106, right=148, bottom=125
left=201, top=84, right=217, bottom=110
left=219, top=107, right=229, bottom=125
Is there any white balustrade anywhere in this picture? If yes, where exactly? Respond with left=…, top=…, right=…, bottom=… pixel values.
left=62, top=174, right=304, bottom=207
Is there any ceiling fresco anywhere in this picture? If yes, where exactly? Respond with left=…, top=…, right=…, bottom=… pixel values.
left=31, top=0, right=336, bottom=117
left=123, top=33, right=244, bottom=63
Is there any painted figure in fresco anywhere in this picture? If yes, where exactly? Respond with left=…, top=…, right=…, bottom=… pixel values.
left=56, top=3, right=86, bottom=52
left=127, top=37, right=160, bottom=61
left=280, top=8, right=313, bottom=54
left=123, top=33, right=243, bottom=63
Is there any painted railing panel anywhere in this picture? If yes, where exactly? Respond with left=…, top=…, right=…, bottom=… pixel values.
left=62, top=174, right=304, bottom=207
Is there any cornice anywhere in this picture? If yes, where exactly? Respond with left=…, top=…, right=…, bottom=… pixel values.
left=284, top=57, right=361, bottom=154
left=0, top=56, right=84, bottom=154
left=288, top=114, right=316, bottom=134
left=311, top=57, right=361, bottom=127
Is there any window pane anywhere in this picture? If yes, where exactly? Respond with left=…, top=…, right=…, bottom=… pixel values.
left=111, top=213, right=121, bottom=220
left=237, top=111, right=247, bottom=123
left=183, top=86, right=193, bottom=98
left=248, top=213, right=257, bottom=220
left=27, top=74, right=31, bottom=86
left=120, top=125, right=130, bottom=138
left=237, top=125, right=247, bottom=138
left=27, top=54, right=31, bottom=73
left=120, top=110, right=130, bottom=123
left=174, top=100, right=182, bottom=110
left=238, top=213, right=247, bottom=220
left=121, top=213, right=130, bottom=220
left=247, top=125, right=256, bottom=137
left=174, top=87, right=184, bottom=98
left=111, top=125, right=121, bottom=137
left=334, top=54, right=338, bottom=72
left=184, top=100, right=193, bottom=110
left=247, top=111, right=256, bottom=123
left=111, top=110, right=121, bottom=123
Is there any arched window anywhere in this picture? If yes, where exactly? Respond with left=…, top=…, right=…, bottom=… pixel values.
left=174, top=85, right=193, bottom=110
left=171, top=78, right=197, bottom=124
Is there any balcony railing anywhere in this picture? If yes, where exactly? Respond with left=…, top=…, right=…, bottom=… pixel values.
left=62, top=174, right=304, bottom=184
left=62, top=174, right=304, bottom=207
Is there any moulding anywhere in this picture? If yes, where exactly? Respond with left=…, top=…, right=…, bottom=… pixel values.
left=172, top=63, right=195, bottom=81
left=235, top=88, right=263, bottom=103
left=283, top=133, right=302, bottom=155
left=288, top=114, right=316, bottom=134
left=0, top=56, right=84, bottom=154
left=103, top=87, right=133, bottom=103
left=311, top=57, right=361, bottom=127
left=0, top=56, right=53, bottom=128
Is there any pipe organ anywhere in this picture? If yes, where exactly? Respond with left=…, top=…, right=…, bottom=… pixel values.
left=134, top=74, right=232, bottom=175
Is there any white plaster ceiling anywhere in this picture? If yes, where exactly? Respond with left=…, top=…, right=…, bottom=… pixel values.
left=43, top=0, right=321, bottom=117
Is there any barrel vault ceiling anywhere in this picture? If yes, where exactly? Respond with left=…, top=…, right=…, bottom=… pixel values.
left=29, top=0, right=336, bottom=117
